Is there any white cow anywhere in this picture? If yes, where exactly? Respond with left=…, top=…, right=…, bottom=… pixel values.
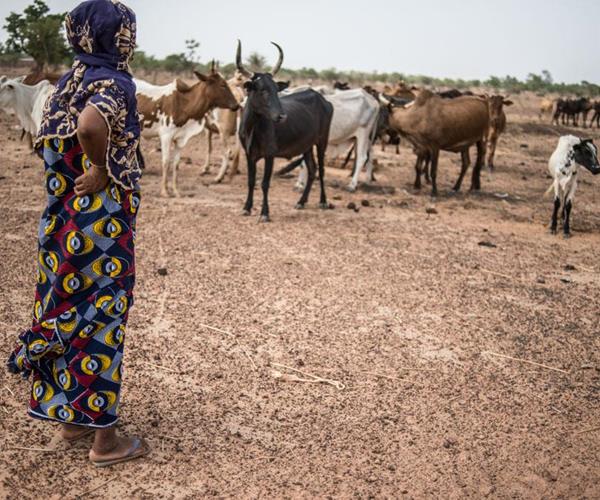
left=286, top=89, right=379, bottom=191
left=547, top=135, right=600, bottom=237
left=0, top=77, right=53, bottom=138
left=135, top=66, right=239, bottom=197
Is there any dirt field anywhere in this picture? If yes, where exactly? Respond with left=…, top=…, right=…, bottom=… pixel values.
left=1, top=91, right=599, bottom=499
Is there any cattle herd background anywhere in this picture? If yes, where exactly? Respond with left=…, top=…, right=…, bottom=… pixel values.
left=1, top=32, right=600, bottom=500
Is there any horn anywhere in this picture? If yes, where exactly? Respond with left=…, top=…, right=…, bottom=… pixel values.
left=271, top=41, right=284, bottom=76
left=235, top=40, right=253, bottom=78
left=379, top=94, right=391, bottom=106
left=210, top=59, right=216, bottom=73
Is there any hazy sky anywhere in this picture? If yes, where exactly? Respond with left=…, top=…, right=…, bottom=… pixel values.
left=1, top=0, right=598, bottom=83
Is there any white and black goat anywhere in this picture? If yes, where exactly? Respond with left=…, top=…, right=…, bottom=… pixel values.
left=547, top=135, right=600, bottom=237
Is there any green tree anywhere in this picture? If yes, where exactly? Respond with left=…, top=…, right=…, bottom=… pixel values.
left=4, top=0, right=69, bottom=71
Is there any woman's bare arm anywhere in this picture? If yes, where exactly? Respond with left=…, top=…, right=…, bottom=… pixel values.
left=74, top=105, right=110, bottom=196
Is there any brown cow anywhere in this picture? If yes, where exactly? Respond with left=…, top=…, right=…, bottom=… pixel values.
left=201, top=69, right=246, bottom=183
left=384, top=90, right=489, bottom=196
left=485, top=95, right=513, bottom=170
left=136, top=62, right=239, bottom=197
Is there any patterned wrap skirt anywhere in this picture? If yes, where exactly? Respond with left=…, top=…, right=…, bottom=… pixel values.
left=7, top=136, right=140, bottom=428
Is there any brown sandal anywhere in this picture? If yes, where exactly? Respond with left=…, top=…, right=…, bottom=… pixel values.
left=90, top=437, right=150, bottom=467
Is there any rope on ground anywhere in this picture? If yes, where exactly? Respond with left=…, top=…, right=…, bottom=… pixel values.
left=271, top=362, right=345, bottom=390
left=482, top=351, right=569, bottom=374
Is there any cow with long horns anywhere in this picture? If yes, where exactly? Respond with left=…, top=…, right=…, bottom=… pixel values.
left=236, top=41, right=334, bottom=221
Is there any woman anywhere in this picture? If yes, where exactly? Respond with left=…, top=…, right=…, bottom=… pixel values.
left=7, top=0, right=149, bottom=466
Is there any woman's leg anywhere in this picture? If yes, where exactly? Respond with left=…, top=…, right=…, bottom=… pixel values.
left=89, top=426, right=149, bottom=464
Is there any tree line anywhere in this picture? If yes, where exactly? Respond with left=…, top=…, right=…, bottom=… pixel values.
left=2, top=0, right=599, bottom=97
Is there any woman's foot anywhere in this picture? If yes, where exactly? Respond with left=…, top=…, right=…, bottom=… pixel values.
left=61, top=423, right=94, bottom=443
left=89, top=427, right=150, bottom=467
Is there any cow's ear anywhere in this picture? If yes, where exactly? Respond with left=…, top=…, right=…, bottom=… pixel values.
left=194, top=71, right=208, bottom=82
left=277, top=81, right=290, bottom=92
left=243, top=80, right=255, bottom=91
left=503, top=99, right=514, bottom=106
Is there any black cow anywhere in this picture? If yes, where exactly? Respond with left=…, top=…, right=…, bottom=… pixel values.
left=590, top=101, right=600, bottom=129
left=437, top=89, right=474, bottom=99
left=236, top=41, right=334, bottom=222
left=553, top=97, right=592, bottom=127
left=333, top=81, right=351, bottom=90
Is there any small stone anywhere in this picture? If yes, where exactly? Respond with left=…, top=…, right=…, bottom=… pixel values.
left=536, top=276, right=546, bottom=284
left=564, top=264, right=576, bottom=271
left=478, top=241, right=497, bottom=248
left=425, top=206, right=438, bottom=214
left=560, top=277, right=573, bottom=284
left=333, top=194, right=342, bottom=200
left=520, top=143, right=529, bottom=148
left=361, top=199, right=370, bottom=207
left=157, top=267, right=168, bottom=276
left=347, top=202, right=357, bottom=210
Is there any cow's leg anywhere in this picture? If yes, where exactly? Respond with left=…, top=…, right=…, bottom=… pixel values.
left=563, top=182, right=576, bottom=238
left=453, top=149, right=471, bottom=192
left=430, top=150, right=440, bottom=198
left=550, top=194, right=560, bottom=235
left=316, top=144, right=329, bottom=209
left=230, top=142, right=241, bottom=177
left=348, top=133, right=369, bottom=192
left=563, top=198, right=572, bottom=237
left=295, top=164, right=307, bottom=192
left=486, top=132, right=498, bottom=171
left=159, top=135, right=173, bottom=197
left=260, top=157, right=274, bottom=222
left=296, top=151, right=316, bottom=209
left=424, top=155, right=431, bottom=184
left=171, top=142, right=183, bottom=197
left=413, top=155, right=423, bottom=190
left=201, top=130, right=213, bottom=175
left=470, top=140, right=486, bottom=191
left=214, top=136, right=231, bottom=183
left=243, top=158, right=256, bottom=216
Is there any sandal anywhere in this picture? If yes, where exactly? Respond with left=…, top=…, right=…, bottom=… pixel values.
left=90, top=437, right=150, bottom=468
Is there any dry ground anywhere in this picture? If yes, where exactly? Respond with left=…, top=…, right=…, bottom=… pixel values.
left=1, top=92, right=600, bottom=499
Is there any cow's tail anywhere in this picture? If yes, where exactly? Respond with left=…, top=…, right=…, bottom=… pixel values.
left=543, top=181, right=555, bottom=198
left=275, top=156, right=304, bottom=176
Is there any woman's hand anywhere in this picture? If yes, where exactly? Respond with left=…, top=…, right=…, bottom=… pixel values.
left=74, top=164, right=109, bottom=196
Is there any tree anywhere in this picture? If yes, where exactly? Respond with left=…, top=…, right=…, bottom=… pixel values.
left=4, top=0, right=69, bottom=71
left=246, top=52, right=267, bottom=72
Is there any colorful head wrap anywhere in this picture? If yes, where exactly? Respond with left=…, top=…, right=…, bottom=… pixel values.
left=36, top=0, right=143, bottom=189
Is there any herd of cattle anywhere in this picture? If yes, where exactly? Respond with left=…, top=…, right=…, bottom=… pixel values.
left=0, top=41, right=599, bottom=233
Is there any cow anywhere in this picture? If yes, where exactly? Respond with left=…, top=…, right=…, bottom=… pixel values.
left=384, top=81, right=417, bottom=100
left=382, top=90, right=490, bottom=196
left=553, top=98, right=592, bottom=127
left=539, top=97, right=555, bottom=121
left=201, top=69, right=246, bottom=183
left=236, top=41, right=333, bottom=222
left=333, top=81, right=351, bottom=91
left=23, top=70, right=61, bottom=85
left=546, top=136, right=600, bottom=237
left=277, top=88, right=380, bottom=192
left=485, top=95, right=513, bottom=170
left=0, top=77, right=53, bottom=141
left=589, top=101, right=600, bottom=129
left=135, top=61, right=240, bottom=197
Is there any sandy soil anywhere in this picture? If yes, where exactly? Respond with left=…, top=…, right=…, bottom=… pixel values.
left=1, top=92, right=600, bottom=499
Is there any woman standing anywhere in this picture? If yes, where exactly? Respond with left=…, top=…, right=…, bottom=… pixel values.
left=7, top=0, right=149, bottom=466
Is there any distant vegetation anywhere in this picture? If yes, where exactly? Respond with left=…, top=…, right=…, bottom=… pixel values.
left=1, top=1, right=599, bottom=96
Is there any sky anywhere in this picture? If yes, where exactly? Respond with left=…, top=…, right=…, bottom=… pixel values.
left=0, top=0, right=598, bottom=84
